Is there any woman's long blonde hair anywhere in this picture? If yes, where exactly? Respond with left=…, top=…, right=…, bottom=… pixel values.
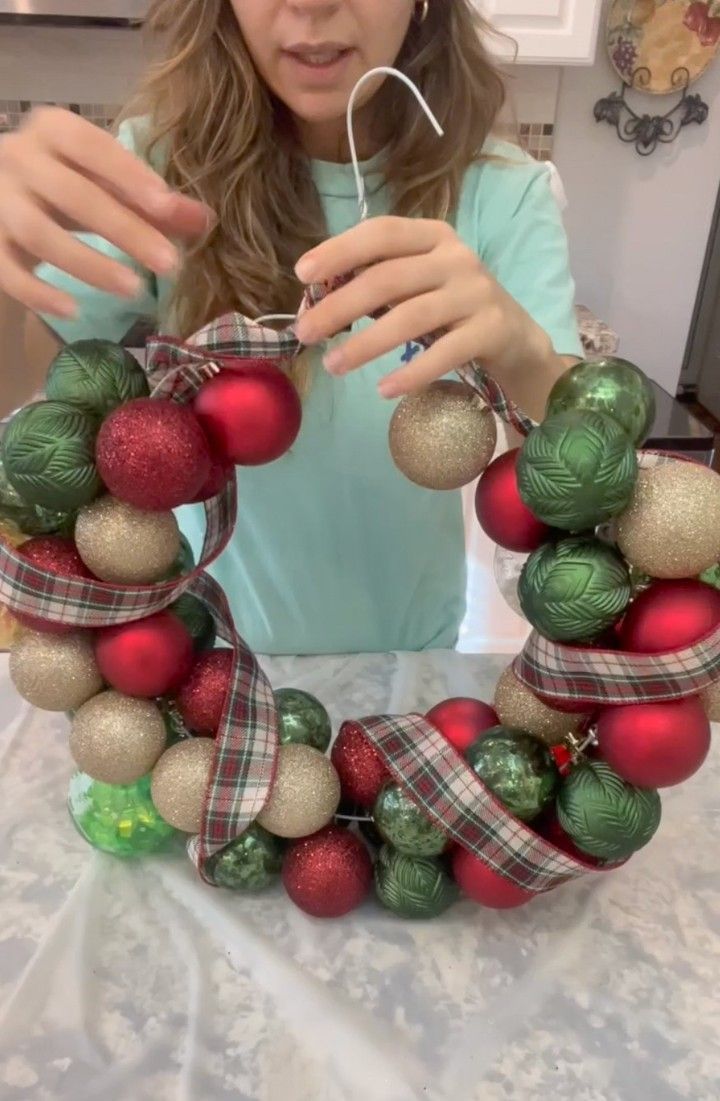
left=123, top=0, right=506, bottom=357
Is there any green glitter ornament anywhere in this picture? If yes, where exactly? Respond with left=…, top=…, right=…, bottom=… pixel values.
left=373, top=783, right=447, bottom=856
left=1, top=400, right=101, bottom=511
left=206, top=824, right=284, bottom=890
left=546, top=357, right=656, bottom=446
left=519, top=536, right=632, bottom=643
left=517, top=410, right=638, bottom=531
left=159, top=699, right=191, bottom=745
left=46, top=339, right=149, bottom=418
left=68, top=771, right=177, bottom=856
left=169, top=592, right=217, bottom=652
left=275, top=688, right=332, bottom=752
left=465, top=726, right=559, bottom=822
left=374, top=846, right=458, bottom=918
left=557, top=760, right=661, bottom=862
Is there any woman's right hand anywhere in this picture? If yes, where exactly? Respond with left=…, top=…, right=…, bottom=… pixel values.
left=0, top=106, right=212, bottom=319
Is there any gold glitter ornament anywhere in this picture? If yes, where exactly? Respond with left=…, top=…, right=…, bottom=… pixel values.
left=75, top=495, right=180, bottom=583
left=701, top=678, right=720, bottom=723
left=616, top=462, right=720, bottom=580
left=257, top=743, right=341, bottom=838
left=70, top=690, right=167, bottom=784
left=9, top=629, right=103, bottom=711
left=151, top=737, right=215, bottom=833
left=493, top=665, right=589, bottom=746
left=389, top=381, right=497, bottom=490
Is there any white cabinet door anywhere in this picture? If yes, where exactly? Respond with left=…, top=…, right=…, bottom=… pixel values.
left=476, top=0, right=603, bottom=65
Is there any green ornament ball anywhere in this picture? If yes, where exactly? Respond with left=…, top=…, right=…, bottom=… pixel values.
left=519, top=536, right=632, bottom=643
left=373, top=783, right=448, bottom=856
left=206, top=824, right=284, bottom=890
left=68, top=770, right=177, bottom=856
left=557, top=760, right=662, bottom=862
left=275, top=687, right=332, bottom=752
left=0, top=455, right=75, bottom=536
left=699, top=562, right=720, bottom=590
left=517, top=410, right=638, bottom=531
left=374, top=846, right=458, bottom=919
left=46, top=339, right=149, bottom=417
left=169, top=592, right=217, bottom=652
left=546, top=357, right=656, bottom=446
left=1, top=400, right=102, bottom=511
left=163, top=533, right=196, bottom=580
left=465, top=726, right=559, bottom=822
left=159, top=700, right=192, bottom=745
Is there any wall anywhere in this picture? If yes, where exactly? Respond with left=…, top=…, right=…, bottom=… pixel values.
left=550, top=1, right=720, bottom=393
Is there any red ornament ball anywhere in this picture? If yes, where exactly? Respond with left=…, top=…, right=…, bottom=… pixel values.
left=331, top=721, right=390, bottom=807
left=176, top=648, right=234, bottom=735
left=95, top=611, right=194, bottom=698
left=190, top=456, right=234, bottom=503
left=475, top=448, right=551, bottom=553
left=193, top=362, right=302, bottom=466
left=14, top=536, right=95, bottom=634
left=282, top=826, right=373, bottom=918
left=452, top=846, right=534, bottom=909
left=536, top=811, right=600, bottom=864
left=96, top=398, right=211, bottom=510
left=596, top=696, right=711, bottom=788
left=426, top=697, right=499, bottom=753
left=618, top=579, right=720, bottom=654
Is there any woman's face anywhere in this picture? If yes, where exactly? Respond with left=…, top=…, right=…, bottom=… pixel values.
left=230, top=0, right=415, bottom=156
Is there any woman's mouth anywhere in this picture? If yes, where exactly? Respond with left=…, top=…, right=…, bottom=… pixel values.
left=282, top=44, right=355, bottom=82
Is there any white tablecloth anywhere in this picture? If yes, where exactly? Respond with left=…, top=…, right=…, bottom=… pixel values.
left=0, top=650, right=718, bottom=1101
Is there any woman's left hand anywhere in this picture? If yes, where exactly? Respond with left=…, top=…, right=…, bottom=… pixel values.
left=293, top=215, right=556, bottom=400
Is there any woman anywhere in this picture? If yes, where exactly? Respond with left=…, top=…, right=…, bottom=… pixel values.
left=0, top=0, right=581, bottom=655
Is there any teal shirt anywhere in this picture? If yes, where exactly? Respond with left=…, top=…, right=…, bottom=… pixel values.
left=38, top=121, right=582, bottom=655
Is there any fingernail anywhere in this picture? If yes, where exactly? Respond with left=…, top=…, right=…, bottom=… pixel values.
left=295, top=254, right=318, bottom=283
left=115, top=268, right=143, bottom=297
left=152, top=244, right=179, bottom=274
left=323, top=348, right=344, bottom=374
left=378, top=379, right=399, bottom=399
left=55, top=299, right=78, bottom=320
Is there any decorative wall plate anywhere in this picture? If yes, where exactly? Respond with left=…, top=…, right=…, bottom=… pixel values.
left=607, top=0, right=720, bottom=94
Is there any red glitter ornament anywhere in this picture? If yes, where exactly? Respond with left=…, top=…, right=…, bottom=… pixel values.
left=95, top=611, right=194, bottom=698
left=282, top=826, right=373, bottom=918
left=475, top=448, right=551, bottom=553
left=426, top=697, right=499, bottom=754
left=13, top=536, right=95, bottom=634
left=176, top=648, right=234, bottom=735
left=618, top=579, right=720, bottom=654
left=331, top=721, right=391, bottom=807
left=193, top=362, right=302, bottom=466
left=452, top=846, right=535, bottom=909
left=96, top=398, right=211, bottom=510
left=596, top=696, right=711, bottom=788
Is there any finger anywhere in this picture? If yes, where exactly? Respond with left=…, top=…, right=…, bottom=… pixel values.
left=322, top=290, right=465, bottom=376
left=295, top=216, right=452, bottom=283
left=378, top=327, right=481, bottom=398
left=0, top=237, right=77, bottom=318
left=296, top=255, right=444, bottom=344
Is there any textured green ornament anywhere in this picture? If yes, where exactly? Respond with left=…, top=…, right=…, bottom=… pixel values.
left=206, top=824, right=284, bottom=890
left=699, top=562, right=720, bottom=590
left=275, top=688, right=332, bottom=752
left=465, top=727, right=559, bottom=822
left=68, top=771, right=177, bottom=856
left=519, top=536, right=631, bottom=643
left=169, top=592, right=217, bottom=652
left=0, top=455, right=75, bottom=535
left=374, top=846, right=458, bottom=918
left=1, top=400, right=101, bottom=511
left=159, top=700, right=191, bottom=745
left=373, top=783, right=447, bottom=856
left=46, top=339, right=149, bottom=417
left=557, top=760, right=662, bottom=862
left=163, top=534, right=196, bottom=580
left=546, top=357, right=656, bottom=446
left=517, top=410, right=638, bottom=531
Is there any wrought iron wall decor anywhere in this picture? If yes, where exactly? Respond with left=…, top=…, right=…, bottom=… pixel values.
left=594, top=66, right=709, bottom=156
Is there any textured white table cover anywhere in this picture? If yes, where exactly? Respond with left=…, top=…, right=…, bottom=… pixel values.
left=0, top=650, right=718, bottom=1101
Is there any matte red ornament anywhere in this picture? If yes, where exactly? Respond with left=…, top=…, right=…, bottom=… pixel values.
left=475, top=448, right=551, bottom=553
left=176, top=648, right=234, bottom=735
left=331, top=721, right=390, bottom=807
left=13, top=536, right=95, bottom=634
left=452, top=846, right=534, bottom=909
left=282, top=825, right=373, bottom=918
left=96, top=398, right=211, bottom=510
left=535, top=811, right=600, bottom=864
left=596, top=696, right=711, bottom=788
left=619, top=579, right=720, bottom=654
left=190, top=456, right=234, bottom=503
left=95, top=611, right=194, bottom=698
left=193, top=362, right=302, bottom=466
left=426, top=697, right=499, bottom=753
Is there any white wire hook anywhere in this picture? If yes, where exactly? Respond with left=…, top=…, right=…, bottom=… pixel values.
left=346, top=66, right=444, bottom=220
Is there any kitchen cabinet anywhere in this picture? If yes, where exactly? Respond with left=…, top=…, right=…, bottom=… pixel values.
left=476, top=0, right=603, bottom=64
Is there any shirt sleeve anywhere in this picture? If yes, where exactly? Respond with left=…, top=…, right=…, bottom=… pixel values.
left=36, top=118, right=158, bottom=345
left=476, top=155, right=583, bottom=360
